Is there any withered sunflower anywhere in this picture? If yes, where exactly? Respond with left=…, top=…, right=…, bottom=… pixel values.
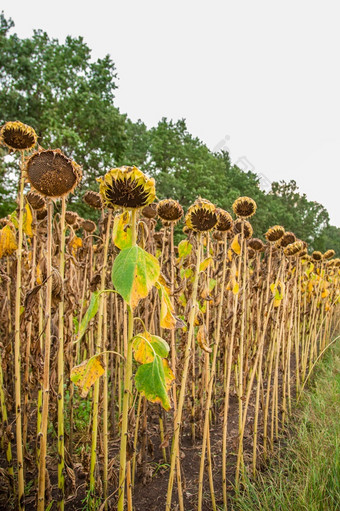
left=98, top=166, right=155, bottom=210
left=265, top=225, right=285, bottom=242
left=142, top=203, right=157, bottom=219
left=284, top=240, right=304, bottom=257
left=232, top=196, right=257, bottom=219
left=65, top=211, right=79, bottom=225
left=323, top=249, right=335, bottom=260
left=248, top=238, right=265, bottom=252
left=83, top=191, right=103, bottom=210
left=36, top=208, right=47, bottom=221
left=312, top=251, right=323, bottom=261
left=185, top=198, right=218, bottom=232
left=216, top=209, right=233, bottom=232
left=26, top=149, right=81, bottom=198
left=279, top=231, right=296, bottom=248
left=81, top=219, right=97, bottom=233
left=233, top=219, right=253, bottom=239
left=0, top=121, right=37, bottom=152
left=157, top=199, right=183, bottom=223
left=26, top=191, right=46, bottom=211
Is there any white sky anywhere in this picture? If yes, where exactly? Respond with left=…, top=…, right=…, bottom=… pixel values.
left=4, top=0, right=340, bottom=227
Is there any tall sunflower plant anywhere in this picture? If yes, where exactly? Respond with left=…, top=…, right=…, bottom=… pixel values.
left=70, top=166, right=178, bottom=508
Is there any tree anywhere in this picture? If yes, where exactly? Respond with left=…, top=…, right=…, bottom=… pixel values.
left=266, top=180, right=330, bottom=245
left=0, top=11, right=127, bottom=204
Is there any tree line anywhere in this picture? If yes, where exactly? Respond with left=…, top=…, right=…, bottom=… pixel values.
left=1, top=11, right=339, bottom=254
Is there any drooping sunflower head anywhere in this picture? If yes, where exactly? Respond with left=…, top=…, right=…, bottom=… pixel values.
left=98, top=166, right=155, bottom=210
left=81, top=219, right=97, bottom=233
left=216, top=209, right=233, bottom=232
left=323, top=249, right=335, bottom=260
left=248, top=248, right=256, bottom=259
left=279, top=231, right=296, bottom=248
left=36, top=208, right=47, bottom=221
left=234, top=219, right=253, bottom=239
left=185, top=198, right=218, bottom=232
left=142, top=203, right=157, bottom=219
left=157, top=199, right=183, bottom=223
left=265, top=225, right=285, bottom=243
left=26, top=191, right=46, bottom=211
left=83, top=191, right=103, bottom=210
left=232, top=196, right=257, bottom=219
left=26, top=149, right=81, bottom=198
left=298, top=249, right=308, bottom=258
left=312, top=250, right=323, bottom=262
left=0, top=121, right=37, bottom=152
left=284, top=240, right=304, bottom=257
left=248, top=237, right=265, bottom=252
left=65, top=211, right=79, bottom=226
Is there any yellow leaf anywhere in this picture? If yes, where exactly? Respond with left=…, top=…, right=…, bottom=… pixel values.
left=71, top=356, right=105, bottom=398
left=69, top=236, right=82, bottom=257
left=232, top=281, right=239, bottom=295
left=270, top=281, right=285, bottom=306
left=0, top=225, right=18, bottom=258
left=36, top=263, right=43, bottom=285
left=227, top=249, right=233, bottom=261
left=199, top=257, right=213, bottom=272
left=112, top=211, right=132, bottom=249
left=23, top=203, right=33, bottom=237
left=231, top=235, right=241, bottom=255
left=156, top=280, right=184, bottom=330
left=162, top=359, right=175, bottom=391
left=197, top=324, right=212, bottom=353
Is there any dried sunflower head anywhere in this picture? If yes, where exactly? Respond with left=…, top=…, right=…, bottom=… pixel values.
left=284, top=240, right=304, bottom=257
left=36, top=208, right=47, bottom=221
left=323, top=249, right=335, bottom=260
left=279, top=232, right=296, bottom=248
left=0, top=121, right=37, bottom=152
left=26, top=149, right=81, bottom=198
left=232, top=196, right=257, bottom=219
left=142, top=203, right=157, bottom=219
left=248, top=248, right=256, bottom=259
left=212, top=231, right=224, bottom=241
left=185, top=198, right=218, bottom=232
left=298, top=249, right=308, bottom=258
left=216, top=209, right=233, bottom=232
left=234, top=219, right=253, bottom=239
left=83, top=191, right=103, bottom=210
left=26, top=191, right=46, bottom=211
left=65, top=211, right=79, bottom=226
left=81, top=219, right=96, bottom=233
left=248, top=238, right=265, bottom=252
left=265, top=225, right=285, bottom=242
left=312, top=251, right=323, bottom=261
left=157, top=199, right=183, bottom=223
left=98, top=166, right=155, bottom=210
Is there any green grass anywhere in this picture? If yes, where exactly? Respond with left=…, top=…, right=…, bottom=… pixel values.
left=231, top=340, right=340, bottom=511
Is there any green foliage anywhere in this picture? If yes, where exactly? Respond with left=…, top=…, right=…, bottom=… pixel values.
left=111, top=245, right=160, bottom=309
left=76, top=291, right=100, bottom=343
left=0, top=12, right=338, bottom=252
left=135, top=355, right=171, bottom=410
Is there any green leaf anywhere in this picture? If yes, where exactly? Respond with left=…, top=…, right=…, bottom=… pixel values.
left=178, top=239, right=192, bottom=260
left=76, top=291, right=100, bottom=342
left=135, top=354, right=171, bottom=410
left=132, top=331, right=170, bottom=364
left=112, top=245, right=160, bottom=309
left=112, top=211, right=132, bottom=250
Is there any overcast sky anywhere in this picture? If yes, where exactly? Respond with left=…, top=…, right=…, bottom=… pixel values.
left=5, top=1, right=340, bottom=226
